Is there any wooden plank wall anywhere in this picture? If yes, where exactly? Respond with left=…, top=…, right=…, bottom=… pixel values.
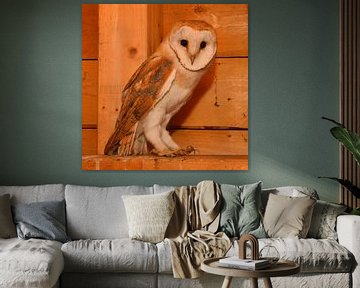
left=97, top=4, right=150, bottom=155
left=82, top=4, right=248, bottom=170
left=82, top=4, right=98, bottom=155
left=340, top=0, right=360, bottom=208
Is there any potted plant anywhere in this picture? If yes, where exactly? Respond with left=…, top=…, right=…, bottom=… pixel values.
left=320, top=117, right=360, bottom=215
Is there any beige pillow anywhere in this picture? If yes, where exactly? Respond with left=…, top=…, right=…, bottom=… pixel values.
left=122, top=191, right=175, bottom=243
left=263, top=193, right=316, bottom=238
left=0, top=194, right=16, bottom=238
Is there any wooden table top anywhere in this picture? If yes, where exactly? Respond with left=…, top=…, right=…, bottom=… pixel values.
left=201, top=257, right=300, bottom=278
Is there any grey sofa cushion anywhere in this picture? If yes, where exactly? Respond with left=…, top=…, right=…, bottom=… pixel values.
left=158, top=237, right=353, bottom=274
left=0, top=194, right=16, bottom=238
left=65, top=185, right=153, bottom=239
left=0, top=184, right=65, bottom=204
left=61, top=273, right=157, bottom=288
left=62, top=239, right=158, bottom=273
left=258, top=238, right=353, bottom=273
left=0, top=238, right=64, bottom=288
left=226, top=238, right=353, bottom=273
left=12, top=200, right=70, bottom=243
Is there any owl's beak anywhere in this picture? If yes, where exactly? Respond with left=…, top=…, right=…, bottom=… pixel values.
left=190, top=54, right=197, bottom=65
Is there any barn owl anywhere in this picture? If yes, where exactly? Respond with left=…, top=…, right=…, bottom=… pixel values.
left=104, top=20, right=217, bottom=156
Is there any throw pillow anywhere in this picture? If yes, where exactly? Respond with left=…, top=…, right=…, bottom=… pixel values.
left=12, top=200, right=70, bottom=243
left=307, top=200, right=347, bottom=240
left=263, top=193, right=316, bottom=238
left=217, top=182, right=266, bottom=238
left=0, top=194, right=16, bottom=238
left=122, top=191, right=175, bottom=243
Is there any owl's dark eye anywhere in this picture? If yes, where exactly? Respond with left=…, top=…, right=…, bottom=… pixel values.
left=180, top=39, right=188, bottom=47
left=200, top=41, right=207, bottom=49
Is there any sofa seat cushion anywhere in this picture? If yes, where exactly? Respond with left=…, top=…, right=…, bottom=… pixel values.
left=0, top=238, right=64, bottom=288
left=157, top=238, right=353, bottom=274
left=229, top=238, right=353, bottom=273
left=61, top=239, right=158, bottom=273
left=259, top=238, right=353, bottom=272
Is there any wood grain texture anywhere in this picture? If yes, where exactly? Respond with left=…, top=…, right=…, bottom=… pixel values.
left=82, top=60, right=98, bottom=127
left=86, top=129, right=248, bottom=157
left=162, top=4, right=248, bottom=57
left=82, top=129, right=98, bottom=155
left=82, top=4, right=98, bottom=59
left=171, top=130, right=248, bottom=156
left=170, top=58, right=248, bottom=129
left=147, top=5, right=163, bottom=55
left=98, top=4, right=149, bottom=154
left=82, top=155, right=248, bottom=170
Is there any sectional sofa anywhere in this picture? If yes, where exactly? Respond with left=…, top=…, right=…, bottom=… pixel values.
left=0, top=183, right=359, bottom=288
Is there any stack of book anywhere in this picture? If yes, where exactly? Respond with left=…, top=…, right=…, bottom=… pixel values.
left=218, top=257, right=271, bottom=270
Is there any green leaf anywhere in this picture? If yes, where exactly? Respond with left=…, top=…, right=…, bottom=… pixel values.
left=321, top=116, right=344, bottom=127
left=318, top=177, right=360, bottom=198
left=351, top=208, right=360, bottom=215
left=330, top=126, right=360, bottom=165
left=322, top=117, right=360, bottom=165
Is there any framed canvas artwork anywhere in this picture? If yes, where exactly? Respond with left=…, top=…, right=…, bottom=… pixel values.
left=82, top=4, right=248, bottom=170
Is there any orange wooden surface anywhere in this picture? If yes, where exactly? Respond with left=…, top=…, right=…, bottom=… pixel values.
left=171, top=130, right=248, bottom=155
left=82, top=4, right=99, bottom=59
left=82, top=128, right=247, bottom=156
left=97, top=4, right=149, bottom=155
left=162, top=4, right=248, bottom=57
left=170, top=58, right=248, bottom=129
left=82, top=61, right=98, bottom=127
left=82, top=129, right=98, bottom=155
left=82, top=155, right=248, bottom=170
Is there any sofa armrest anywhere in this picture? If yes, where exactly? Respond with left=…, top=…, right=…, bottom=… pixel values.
left=337, top=215, right=360, bottom=288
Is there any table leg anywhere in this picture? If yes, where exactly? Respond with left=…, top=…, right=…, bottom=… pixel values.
left=251, top=278, right=258, bottom=288
left=263, top=277, right=273, bottom=288
left=222, top=276, right=233, bottom=288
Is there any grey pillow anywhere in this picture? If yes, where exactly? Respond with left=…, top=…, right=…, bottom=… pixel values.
left=0, top=194, right=16, bottom=238
left=12, top=200, right=70, bottom=243
left=218, top=182, right=266, bottom=238
left=307, top=200, right=347, bottom=240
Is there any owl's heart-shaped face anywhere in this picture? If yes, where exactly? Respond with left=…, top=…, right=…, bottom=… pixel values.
left=169, top=21, right=217, bottom=72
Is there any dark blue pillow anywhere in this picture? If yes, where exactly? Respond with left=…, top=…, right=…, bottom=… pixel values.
left=12, top=200, right=70, bottom=243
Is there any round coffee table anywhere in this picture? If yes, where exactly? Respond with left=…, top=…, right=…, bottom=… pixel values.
left=201, top=257, right=300, bottom=288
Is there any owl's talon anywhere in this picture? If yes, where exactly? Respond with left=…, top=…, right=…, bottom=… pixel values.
left=151, top=146, right=196, bottom=157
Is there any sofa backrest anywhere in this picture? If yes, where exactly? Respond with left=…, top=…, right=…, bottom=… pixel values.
left=65, top=184, right=154, bottom=240
left=0, top=184, right=65, bottom=204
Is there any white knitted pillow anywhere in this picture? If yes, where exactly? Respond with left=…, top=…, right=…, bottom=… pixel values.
left=122, top=191, right=175, bottom=243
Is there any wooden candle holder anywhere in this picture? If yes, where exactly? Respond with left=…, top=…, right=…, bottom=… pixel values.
left=238, top=234, right=259, bottom=260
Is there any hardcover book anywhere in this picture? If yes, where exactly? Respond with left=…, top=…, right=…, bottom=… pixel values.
left=218, top=257, right=271, bottom=270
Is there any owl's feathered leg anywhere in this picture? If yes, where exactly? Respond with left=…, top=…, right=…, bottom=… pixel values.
left=132, top=134, right=148, bottom=155
left=117, top=123, right=138, bottom=156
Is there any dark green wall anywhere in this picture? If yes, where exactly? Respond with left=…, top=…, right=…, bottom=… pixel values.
left=0, top=0, right=340, bottom=202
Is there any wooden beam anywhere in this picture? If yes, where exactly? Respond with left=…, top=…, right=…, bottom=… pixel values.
left=82, top=155, right=248, bottom=170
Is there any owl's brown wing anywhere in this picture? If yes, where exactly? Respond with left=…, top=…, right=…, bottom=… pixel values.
left=104, top=55, right=175, bottom=155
